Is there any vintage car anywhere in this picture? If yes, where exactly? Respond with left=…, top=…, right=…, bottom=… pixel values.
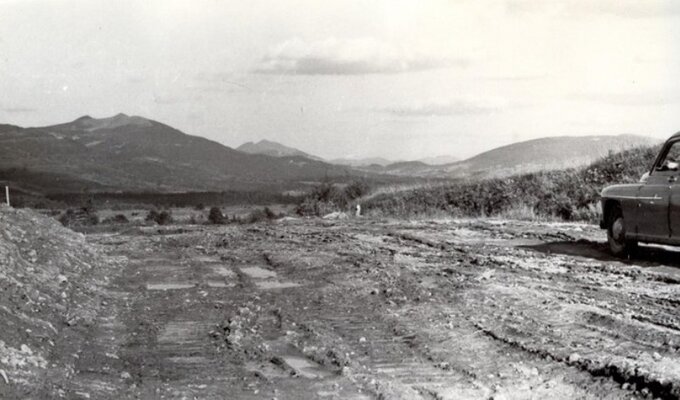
left=600, top=132, right=680, bottom=256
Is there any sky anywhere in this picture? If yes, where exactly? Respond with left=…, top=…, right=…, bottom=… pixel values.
left=1, top=0, right=679, bottom=160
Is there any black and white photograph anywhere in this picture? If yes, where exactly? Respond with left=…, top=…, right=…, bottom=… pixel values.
left=1, top=0, right=680, bottom=398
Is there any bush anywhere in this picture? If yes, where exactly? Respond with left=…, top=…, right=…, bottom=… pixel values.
left=58, top=208, right=99, bottom=227
left=145, top=209, right=159, bottom=223
left=296, top=180, right=371, bottom=216
left=157, top=210, right=172, bottom=225
left=102, top=214, right=129, bottom=224
left=208, top=207, right=224, bottom=224
left=145, top=209, right=173, bottom=225
left=362, top=145, right=661, bottom=222
left=245, top=207, right=280, bottom=224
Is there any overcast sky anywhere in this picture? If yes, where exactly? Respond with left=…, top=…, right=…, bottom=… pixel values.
left=1, top=0, right=679, bottom=160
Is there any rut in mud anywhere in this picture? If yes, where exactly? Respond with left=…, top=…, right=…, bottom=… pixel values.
left=3, top=211, right=680, bottom=399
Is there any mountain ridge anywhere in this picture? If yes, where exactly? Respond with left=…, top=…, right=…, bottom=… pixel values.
left=356, top=134, right=661, bottom=179
left=0, top=114, right=369, bottom=193
left=236, top=139, right=322, bottom=160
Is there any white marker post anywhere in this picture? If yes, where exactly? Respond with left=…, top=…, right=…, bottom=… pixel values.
left=4, top=186, right=9, bottom=207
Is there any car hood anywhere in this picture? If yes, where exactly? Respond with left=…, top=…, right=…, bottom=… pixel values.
left=601, top=183, right=642, bottom=198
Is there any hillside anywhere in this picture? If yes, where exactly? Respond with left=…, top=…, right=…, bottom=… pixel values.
left=0, top=114, right=367, bottom=193
left=417, top=155, right=459, bottom=165
left=330, top=157, right=394, bottom=167
left=236, top=139, right=322, bottom=160
left=362, top=144, right=662, bottom=221
left=361, top=134, right=660, bottom=179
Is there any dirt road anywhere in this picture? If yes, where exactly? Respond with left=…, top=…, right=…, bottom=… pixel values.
left=51, top=218, right=680, bottom=399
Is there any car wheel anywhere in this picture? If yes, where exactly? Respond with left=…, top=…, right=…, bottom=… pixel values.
left=607, top=209, right=636, bottom=257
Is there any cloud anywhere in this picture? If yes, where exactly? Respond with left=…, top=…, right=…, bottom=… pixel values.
left=507, top=0, right=680, bottom=18
left=569, top=92, right=680, bottom=106
left=1, top=105, right=36, bottom=113
left=254, top=37, right=461, bottom=75
left=378, top=98, right=507, bottom=117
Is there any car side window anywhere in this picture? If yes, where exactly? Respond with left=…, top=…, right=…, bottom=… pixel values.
left=657, top=141, right=680, bottom=172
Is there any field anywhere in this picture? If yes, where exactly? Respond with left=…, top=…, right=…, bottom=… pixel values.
left=3, top=207, right=679, bottom=399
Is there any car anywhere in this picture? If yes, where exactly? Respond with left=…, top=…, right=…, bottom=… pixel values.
left=600, top=132, right=680, bottom=256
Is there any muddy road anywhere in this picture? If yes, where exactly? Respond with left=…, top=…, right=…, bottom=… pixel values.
left=53, top=218, right=680, bottom=399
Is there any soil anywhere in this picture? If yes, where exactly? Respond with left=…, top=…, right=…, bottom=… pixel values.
left=3, top=210, right=680, bottom=399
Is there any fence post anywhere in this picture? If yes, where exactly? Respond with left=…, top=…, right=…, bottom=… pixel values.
left=5, top=186, right=9, bottom=207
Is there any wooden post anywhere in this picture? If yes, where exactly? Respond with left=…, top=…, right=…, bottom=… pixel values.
left=4, top=186, right=9, bottom=207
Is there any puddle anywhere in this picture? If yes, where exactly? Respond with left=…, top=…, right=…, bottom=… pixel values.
left=158, top=321, right=208, bottom=343
left=205, top=281, right=232, bottom=288
left=282, top=356, right=332, bottom=379
left=143, top=265, right=186, bottom=273
left=166, top=356, right=209, bottom=364
left=146, top=283, right=194, bottom=290
left=241, top=265, right=300, bottom=290
left=211, top=266, right=236, bottom=278
left=241, top=266, right=277, bottom=279
left=255, top=281, right=300, bottom=290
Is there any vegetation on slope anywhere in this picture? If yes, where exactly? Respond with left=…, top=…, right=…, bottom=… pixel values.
left=360, top=145, right=661, bottom=222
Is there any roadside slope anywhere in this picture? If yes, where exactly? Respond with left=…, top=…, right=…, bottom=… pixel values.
left=0, top=205, right=114, bottom=399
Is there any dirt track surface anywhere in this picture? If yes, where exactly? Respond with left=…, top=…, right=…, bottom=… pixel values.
left=41, top=218, right=680, bottom=399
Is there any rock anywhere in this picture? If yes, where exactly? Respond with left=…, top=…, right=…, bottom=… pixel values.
left=568, top=353, right=580, bottom=363
left=652, top=352, right=662, bottom=361
left=359, top=337, right=367, bottom=343
left=20, top=344, right=32, bottom=355
left=322, top=212, right=348, bottom=220
left=120, top=371, right=131, bottom=379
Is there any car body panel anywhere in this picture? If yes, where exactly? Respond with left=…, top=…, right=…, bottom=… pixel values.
left=600, top=133, right=680, bottom=246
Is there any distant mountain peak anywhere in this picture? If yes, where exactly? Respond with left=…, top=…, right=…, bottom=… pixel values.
left=66, top=113, right=152, bottom=131
left=237, top=139, right=322, bottom=160
left=256, top=139, right=278, bottom=145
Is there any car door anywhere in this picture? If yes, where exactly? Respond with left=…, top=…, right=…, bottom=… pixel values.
left=664, top=141, right=680, bottom=241
left=670, top=180, right=680, bottom=241
left=636, top=140, right=680, bottom=240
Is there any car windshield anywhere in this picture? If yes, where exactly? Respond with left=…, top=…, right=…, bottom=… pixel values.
left=659, top=141, right=680, bottom=170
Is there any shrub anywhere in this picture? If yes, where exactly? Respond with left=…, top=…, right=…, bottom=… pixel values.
left=362, top=145, right=661, bottom=222
left=102, top=214, right=129, bottom=224
left=263, top=207, right=277, bottom=219
left=208, top=207, right=224, bottom=224
left=58, top=208, right=99, bottom=227
left=245, top=207, right=280, bottom=223
left=145, top=209, right=172, bottom=225
left=296, top=180, right=371, bottom=216
left=145, top=209, right=160, bottom=223
left=157, top=210, right=173, bottom=225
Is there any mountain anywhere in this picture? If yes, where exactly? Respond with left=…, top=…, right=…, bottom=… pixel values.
left=359, top=161, right=432, bottom=176
left=439, top=134, right=661, bottom=179
left=237, top=139, right=322, bottom=160
left=0, top=114, right=369, bottom=193
left=353, top=134, right=661, bottom=179
left=418, top=155, right=459, bottom=165
left=330, top=157, right=394, bottom=167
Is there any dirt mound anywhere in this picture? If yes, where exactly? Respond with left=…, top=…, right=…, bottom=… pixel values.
left=0, top=205, right=110, bottom=398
